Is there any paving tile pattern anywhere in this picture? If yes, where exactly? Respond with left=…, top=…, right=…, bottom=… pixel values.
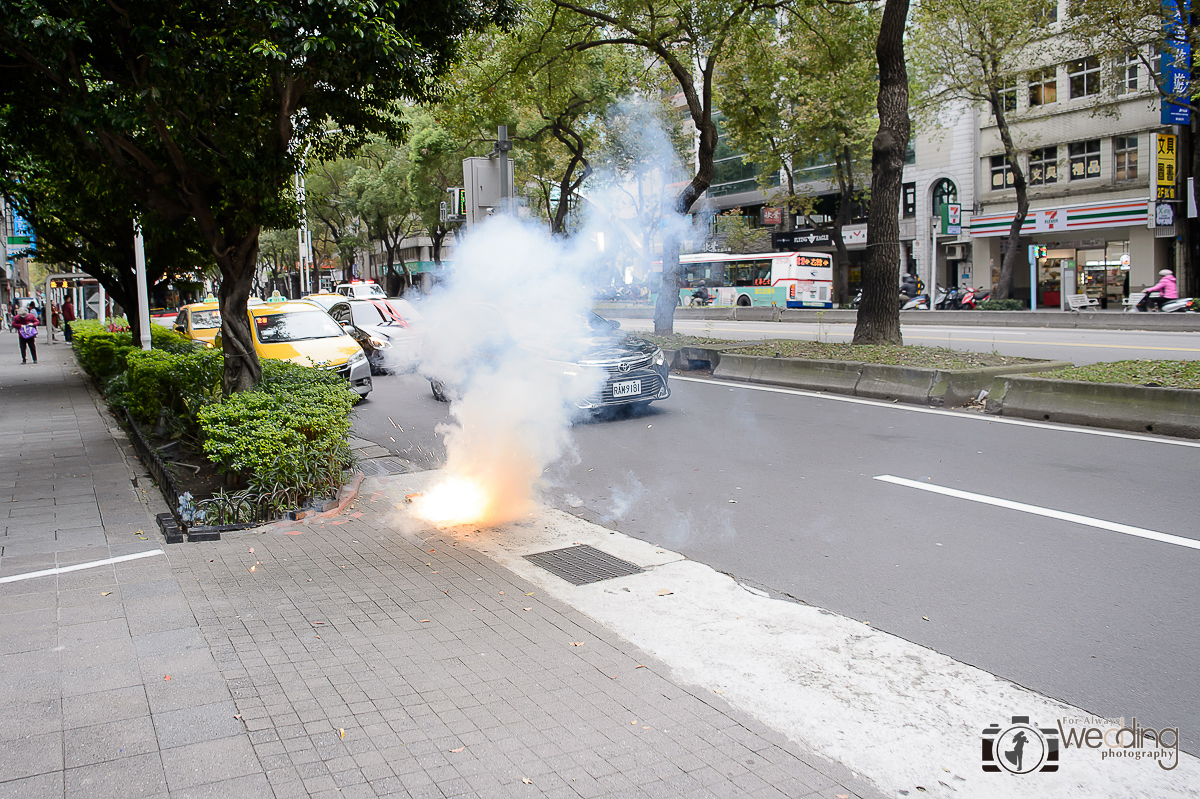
left=0, top=342, right=264, bottom=798
left=170, top=510, right=883, bottom=799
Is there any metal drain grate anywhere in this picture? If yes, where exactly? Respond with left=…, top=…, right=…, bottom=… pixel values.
left=523, top=544, right=644, bottom=585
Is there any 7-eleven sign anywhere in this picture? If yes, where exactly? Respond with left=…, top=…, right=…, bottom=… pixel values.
left=940, top=202, right=962, bottom=234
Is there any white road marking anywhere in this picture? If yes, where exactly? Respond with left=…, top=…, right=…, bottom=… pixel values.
left=875, top=475, right=1200, bottom=552
left=673, top=375, right=1200, bottom=448
left=0, top=549, right=166, bottom=583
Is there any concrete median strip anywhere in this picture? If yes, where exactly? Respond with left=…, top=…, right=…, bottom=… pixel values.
left=381, top=471, right=1200, bottom=799
left=703, top=350, right=1071, bottom=407
left=986, top=376, right=1200, bottom=438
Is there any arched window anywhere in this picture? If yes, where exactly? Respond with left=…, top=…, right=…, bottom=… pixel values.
left=931, top=179, right=958, bottom=216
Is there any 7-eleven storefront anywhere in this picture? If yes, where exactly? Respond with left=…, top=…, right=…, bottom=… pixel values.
left=969, top=198, right=1173, bottom=309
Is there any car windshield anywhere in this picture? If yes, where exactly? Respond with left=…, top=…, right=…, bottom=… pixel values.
left=351, top=301, right=410, bottom=327
left=254, top=311, right=344, bottom=343
left=191, top=310, right=221, bottom=329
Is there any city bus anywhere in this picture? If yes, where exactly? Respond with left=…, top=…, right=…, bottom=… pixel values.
left=654, top=251, right=834, bottom=308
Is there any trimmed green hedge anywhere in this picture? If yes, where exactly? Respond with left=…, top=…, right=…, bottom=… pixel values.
left=977, top=299, right=1026, bottom=311
left=70, top=320, right=357, bottom=502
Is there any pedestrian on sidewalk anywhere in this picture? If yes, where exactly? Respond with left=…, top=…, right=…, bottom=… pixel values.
left=62, top=297, right=76, bottom=342
left=12, top=305, right=39, bottom=364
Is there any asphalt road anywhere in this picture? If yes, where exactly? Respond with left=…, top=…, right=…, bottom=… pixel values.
left=612, top=317, right=1200, bottom=365
left=355, top=371, right=1200, bottom=753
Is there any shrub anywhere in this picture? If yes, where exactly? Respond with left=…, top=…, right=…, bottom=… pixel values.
left=198, top=363, right=355, bottom=503
left=977, top=299, right=1025, bottom=311
left=72, top=320, right=358, bottom=504
left=121, top=348, right=224, bottom=440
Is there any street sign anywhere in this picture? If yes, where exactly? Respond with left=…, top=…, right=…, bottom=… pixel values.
left=87, top=295, right=102, bottom=314
left=1156, top=133, right=1178, bottom=201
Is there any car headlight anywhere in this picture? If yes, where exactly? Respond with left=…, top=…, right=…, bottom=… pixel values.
left=652, top=348, right=665, bottom=366
left=348, top=350, right=368, bottom=366
left=368, top=336, right=391, bottom=349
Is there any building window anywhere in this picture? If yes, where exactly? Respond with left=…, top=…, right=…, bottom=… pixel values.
left=1029, top=147, right=1058, bottom=185
left=902, top=182, right=916, bottom=217
left=1029, top=67, right=1057, bottom=106
left=996, top=77, right=1018, bottom=114
left=1114, top=135, right=1138, bottom=180
left=1151, top=44, right=1161, bottom=79
left=1069, top=140, right=1101, bottom=179
left=1068, top=57, right=1101, bottom=98
left=1115, top=52, right=1138, bottom=93
left=990, top=155, right=1014, bottom=189
left=932, top=178, right=958, bottom=216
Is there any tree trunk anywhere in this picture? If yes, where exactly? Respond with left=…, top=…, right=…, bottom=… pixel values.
left=853, top=0, right=911, bottom=345
left=215, top=234, right=263, bottom=395
left=833, top=151, right=854, bottom=306
left=993, top=95, right=1029, bottom=301
left=654, top=229, right=682, bottom=334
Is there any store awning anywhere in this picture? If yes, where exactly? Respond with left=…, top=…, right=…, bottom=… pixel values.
left=969, top=199, right=1148, bottom=238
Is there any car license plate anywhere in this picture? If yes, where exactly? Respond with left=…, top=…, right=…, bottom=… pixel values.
left=612, top=379, right=641, bottom=398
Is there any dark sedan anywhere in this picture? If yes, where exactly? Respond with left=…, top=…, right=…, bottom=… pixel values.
left=326, top=298, right=422, bottom=375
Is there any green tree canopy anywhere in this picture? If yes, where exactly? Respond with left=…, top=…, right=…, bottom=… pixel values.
left=0, top=0, right=515, bottom=393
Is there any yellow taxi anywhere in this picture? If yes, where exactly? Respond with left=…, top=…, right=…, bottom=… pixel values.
left=172, top=301, right=222, bottom=347
left=301, top=292, right=344, bottom=311
left=220, top=301, right=372, bottom=397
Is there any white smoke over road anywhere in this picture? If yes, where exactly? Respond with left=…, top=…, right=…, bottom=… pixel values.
left=408, top=216, right=612, bottom=527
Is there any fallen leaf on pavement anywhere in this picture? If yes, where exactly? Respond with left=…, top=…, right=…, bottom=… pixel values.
left=405, top=493, right=422, bottom=503
left=521, top=778, right=532, bottom=785
left=249, top=547, right=254, bottom=553
left=657, top=589, right=673, bottom=596
left=837, top=795, right=850, bottom=799
left=339, top=728, right=345, bottom=740
left=635, top=665, right=647, bottom=669
left=630, top=720, right=637, bottom=725
left=100, top=591, right=112, bottom=596
left=727, top=499, right=738, bottom=504
left=163, top=675, right=171, bottom=681
left=525, top=592, right=534, bottom=596
left=498, top=591, right=504, bottom=595
left=714, top=690, right=724, bottom=694
left=420, top=619, right=431, bottom=623
left=643, top=726, right=650, bottom=730
left=922, top=616, right=930, bottom=621
left=449, top=747, right=464, bottom=753
left=569, top=642, right=584, bottom=646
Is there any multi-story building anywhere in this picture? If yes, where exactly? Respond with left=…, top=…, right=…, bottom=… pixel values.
left=968, top=16, right=1180, bottom=308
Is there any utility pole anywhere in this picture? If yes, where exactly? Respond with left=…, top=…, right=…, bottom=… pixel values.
left=133, top=220, right=151, bottom=350
left=495, top=125, right=513, bottom=215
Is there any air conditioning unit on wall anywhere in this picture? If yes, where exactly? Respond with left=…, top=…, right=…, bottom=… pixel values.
left=945, top=244, right=968, bottom=260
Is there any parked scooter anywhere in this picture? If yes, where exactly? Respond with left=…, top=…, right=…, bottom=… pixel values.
left=901, top=293, right=929, bottom=310
left=958, top=286, right=988, bottom=310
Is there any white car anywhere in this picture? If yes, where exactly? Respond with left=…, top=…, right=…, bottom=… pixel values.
left=335, top=281, right=387, bottom=299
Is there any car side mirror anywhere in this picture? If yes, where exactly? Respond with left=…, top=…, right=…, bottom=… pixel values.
left=608, top=319, right=621, bottom=330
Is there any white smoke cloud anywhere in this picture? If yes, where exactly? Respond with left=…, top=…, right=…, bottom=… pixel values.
left=408, top=215, right=613, bottom=526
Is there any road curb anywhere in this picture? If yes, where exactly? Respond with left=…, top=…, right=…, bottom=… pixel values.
left=701, top=350, right=1070, bottom=407
left=985, top=376, right=1200, bottom=438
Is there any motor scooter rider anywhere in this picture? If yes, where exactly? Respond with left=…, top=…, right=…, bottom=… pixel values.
left=899, top=272, right=919, bottom=303
left=690, top=281, right=711, bottom=306
left=1145, top=269, right=1178, bottom=310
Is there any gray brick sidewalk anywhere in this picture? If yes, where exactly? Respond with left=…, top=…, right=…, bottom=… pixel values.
left=0, top=337, right=883, bottom=798
left=169, top=511, right=882, bottom=799
left=0, top=338, right=259, bottom=798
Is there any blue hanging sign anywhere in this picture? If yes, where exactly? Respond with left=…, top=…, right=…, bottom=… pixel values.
left=1161, top=0, right=1192, bottom=125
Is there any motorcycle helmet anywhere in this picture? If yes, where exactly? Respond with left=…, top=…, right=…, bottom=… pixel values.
left=1159, top=269, right=1173, bottom=276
